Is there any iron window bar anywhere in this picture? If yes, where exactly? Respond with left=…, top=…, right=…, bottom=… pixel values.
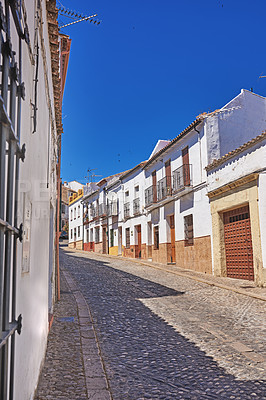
left=157, top=177, right=171, bottom=201
left=145, top=186, right=153, bottom=206
left=0, top=1, right=26, bottom=399
left=124, top=202, right=130, bottom=219
left=172, top=164, right=192, bottom=193
left=133, top=197, right=140, bottom=215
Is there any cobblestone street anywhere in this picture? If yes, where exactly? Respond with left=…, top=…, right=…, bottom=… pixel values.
left=36, top=246, right=266, bottom=399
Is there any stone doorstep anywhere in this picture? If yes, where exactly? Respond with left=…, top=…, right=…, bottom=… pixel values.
left=64, top=247, right=266, bottom=303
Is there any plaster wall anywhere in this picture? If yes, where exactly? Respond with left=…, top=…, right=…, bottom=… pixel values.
left=13, top=1, right=58, bottom=399
left=207, top=139, right=266, bottom=192
left=69, top=199, right=84, bottom=243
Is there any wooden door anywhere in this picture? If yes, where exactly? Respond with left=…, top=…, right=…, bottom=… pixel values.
left=182, top=146, right=190, bottom=186
left=224, top=205, right=254, bottom=281
left=170, top=215, right=176, bottom=263
left=102, top=227, right=107, bottom=254
left=135, top=225, right=142, bottom=258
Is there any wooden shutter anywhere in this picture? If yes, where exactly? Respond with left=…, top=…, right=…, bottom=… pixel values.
left=152, top=170, right=157, bottom=202
left=182, top=146, right=190, bottom=186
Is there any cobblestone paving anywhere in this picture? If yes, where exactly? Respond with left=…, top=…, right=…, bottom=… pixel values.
left=34, top=271, right=88, bottom=400
left=61, top=249, right=266, bottom=400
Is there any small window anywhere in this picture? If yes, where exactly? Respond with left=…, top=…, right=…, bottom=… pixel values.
left=125, top=227, right=130, bottom=248
left=71, top=229, right=73, bottom=239
left=74, top=227, right=76, bottom=239
left=74, top=207, right=76, bottom=219
left=154, top=226, right=159, bottom=250
left=78, top=226, right=80, bottom=237
left=71, top=209, right=73, bottom=221
left=135, top=186, right=139, bottom=196
left=125, top=190, right=129, bottom=198
left=78, top=205, right=80, bottom=218
left=184, top=214, right=193, bottom=246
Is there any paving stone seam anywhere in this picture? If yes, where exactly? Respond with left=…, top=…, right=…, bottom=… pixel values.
left=61, top=268, right=113, bottom=400
left=65, top=248, right=266, bottom=302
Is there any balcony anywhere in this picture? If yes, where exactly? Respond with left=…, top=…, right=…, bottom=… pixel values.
left=107, top=201, right=118, bottom=216
left=124, top=202, right=130, bottom=219
left=133, top=198, right=140, bottom=215
left=90, top=206, right=99, bottom=220
left=173, top=164, right=192, bottom=193
left=145, top=186, right=153, bottom=207
left=99, top=203, right=107, bottom=217
left=157, top=177, right=171, bottom=201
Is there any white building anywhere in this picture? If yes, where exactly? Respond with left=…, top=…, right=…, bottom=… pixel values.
left=0, top=1, right=70, bottom=398
left=78, top=90, right=266, bottom=286
left=206, top=132, right=266, bottom=286
left=68, top=188, right=84, bottom=250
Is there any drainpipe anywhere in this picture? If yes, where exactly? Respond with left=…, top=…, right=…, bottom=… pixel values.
left=195, top=126, right=202, bottom=182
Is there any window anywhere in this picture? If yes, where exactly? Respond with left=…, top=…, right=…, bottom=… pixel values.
left=125, top=227, right=130, bottom=248
left=154, top=226, right=159, bottom=250
left=74, top=228, right=77, bottom=239
left=95, top=227, right=100, bottom=243
left=110, top=229, right=114, bottom=247
left=152, top=170, right=157, bottom=202
left=62, top=204, right=66, bottom=213
left=78, top=226, right=80, bottom=237
left=182, top=146, right=190, bottom=186
left=78, top=205, right=80, bottom=218
left=71, top=229, right=73, bottom=239
left=184, top=214, right=194, bottom=246
left=90, top=228, right=93, bottom=242
left=135, top=185, right=139, bottom=196
left=74, top=207, right=76, bottom=219
left=87, top=229, right=89, bottom=242
left=125, top=190, right=129, bottom=198
left=71, top=209, right=73, bottom=221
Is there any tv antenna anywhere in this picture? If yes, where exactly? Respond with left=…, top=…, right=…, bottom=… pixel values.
left=85, top=168, right=102, bottom=183
left=56, top=2, right=101, bottom=30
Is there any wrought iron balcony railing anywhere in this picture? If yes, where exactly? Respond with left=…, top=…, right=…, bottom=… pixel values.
left=124, top=202, right=130, bottom=218
left=145, top=186, right=153, bottom=206
left=107, top=201, right=118, bottom=216
left=157, top=176, right=172, bottom=201
left=99, top=203, right=107, bottom=217
left=133, top=197, right=140, bottom=215
left=172, top=164, right=192, bottom=193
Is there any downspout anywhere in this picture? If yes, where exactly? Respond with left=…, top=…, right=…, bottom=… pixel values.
left=195, top=125, right=202, bottom=182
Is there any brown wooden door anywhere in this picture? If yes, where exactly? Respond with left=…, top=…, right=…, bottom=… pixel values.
left=135, top=225, right=142, bottom=258
left=102, top=227, right=107, bottom=254
left=170, top=215, right=176, bottom=263
left=182, top=146, right=190, bottom=186
left=152, top=170, right=157, bottom=202
left=223, top=205, right=254, bottom=281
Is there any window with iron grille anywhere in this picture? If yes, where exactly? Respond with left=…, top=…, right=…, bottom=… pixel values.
left=78, top=226, right=80, bottom=238
left=154, top=226, right=159, bottom=250
left=184, top=214, right=194, bottom=246
left=71, top=229, right=73, bottom=239
left=0, top=3, right=27, bottom=398
left=124, top=202, right=130, bottom=218
left=125, top=227, right=130, bottom=248
left=95, top=227, right=100, bottom=243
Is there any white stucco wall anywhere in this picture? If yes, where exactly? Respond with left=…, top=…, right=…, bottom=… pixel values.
left=13, top=1, right=59, bottom=399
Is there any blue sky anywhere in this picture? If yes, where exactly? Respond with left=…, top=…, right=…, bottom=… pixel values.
left=58, top=0, right=266, bottom=184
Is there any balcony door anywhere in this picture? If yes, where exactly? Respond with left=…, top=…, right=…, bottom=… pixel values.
left=182, top=146, right=190, bottom=186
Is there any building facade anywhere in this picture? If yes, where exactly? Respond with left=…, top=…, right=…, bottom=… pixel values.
left=0, top=1, right=70, bottom=399
left=206, top=132, right=266, bottom=286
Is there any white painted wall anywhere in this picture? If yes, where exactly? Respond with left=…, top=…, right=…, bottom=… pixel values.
left=12, top=1, right=59, bottom=399
left=69, top=198, right=84, bottom=243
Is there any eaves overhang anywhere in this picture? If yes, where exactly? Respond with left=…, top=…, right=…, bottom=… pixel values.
left=143, top=118, right=203, bottom=170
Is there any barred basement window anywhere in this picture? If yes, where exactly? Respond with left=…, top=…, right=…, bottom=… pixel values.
left=125, top=227, right=130, bottom=248
left=154, top=226, right=159, bottom=250
left=184, top=214, right=194, bottom=246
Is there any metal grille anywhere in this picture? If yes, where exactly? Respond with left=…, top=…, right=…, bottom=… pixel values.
left=224, top=205, right=254, bottom=281
left=0, top=1, right=26, bottom=398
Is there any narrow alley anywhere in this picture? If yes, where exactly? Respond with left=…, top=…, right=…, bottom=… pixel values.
left=35, top=245, right=266, bottom=400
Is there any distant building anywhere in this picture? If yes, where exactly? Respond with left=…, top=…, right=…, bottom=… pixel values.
left=76, top=90, right=266, bottom=287
left=61, top=181, right=83, bottom=230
